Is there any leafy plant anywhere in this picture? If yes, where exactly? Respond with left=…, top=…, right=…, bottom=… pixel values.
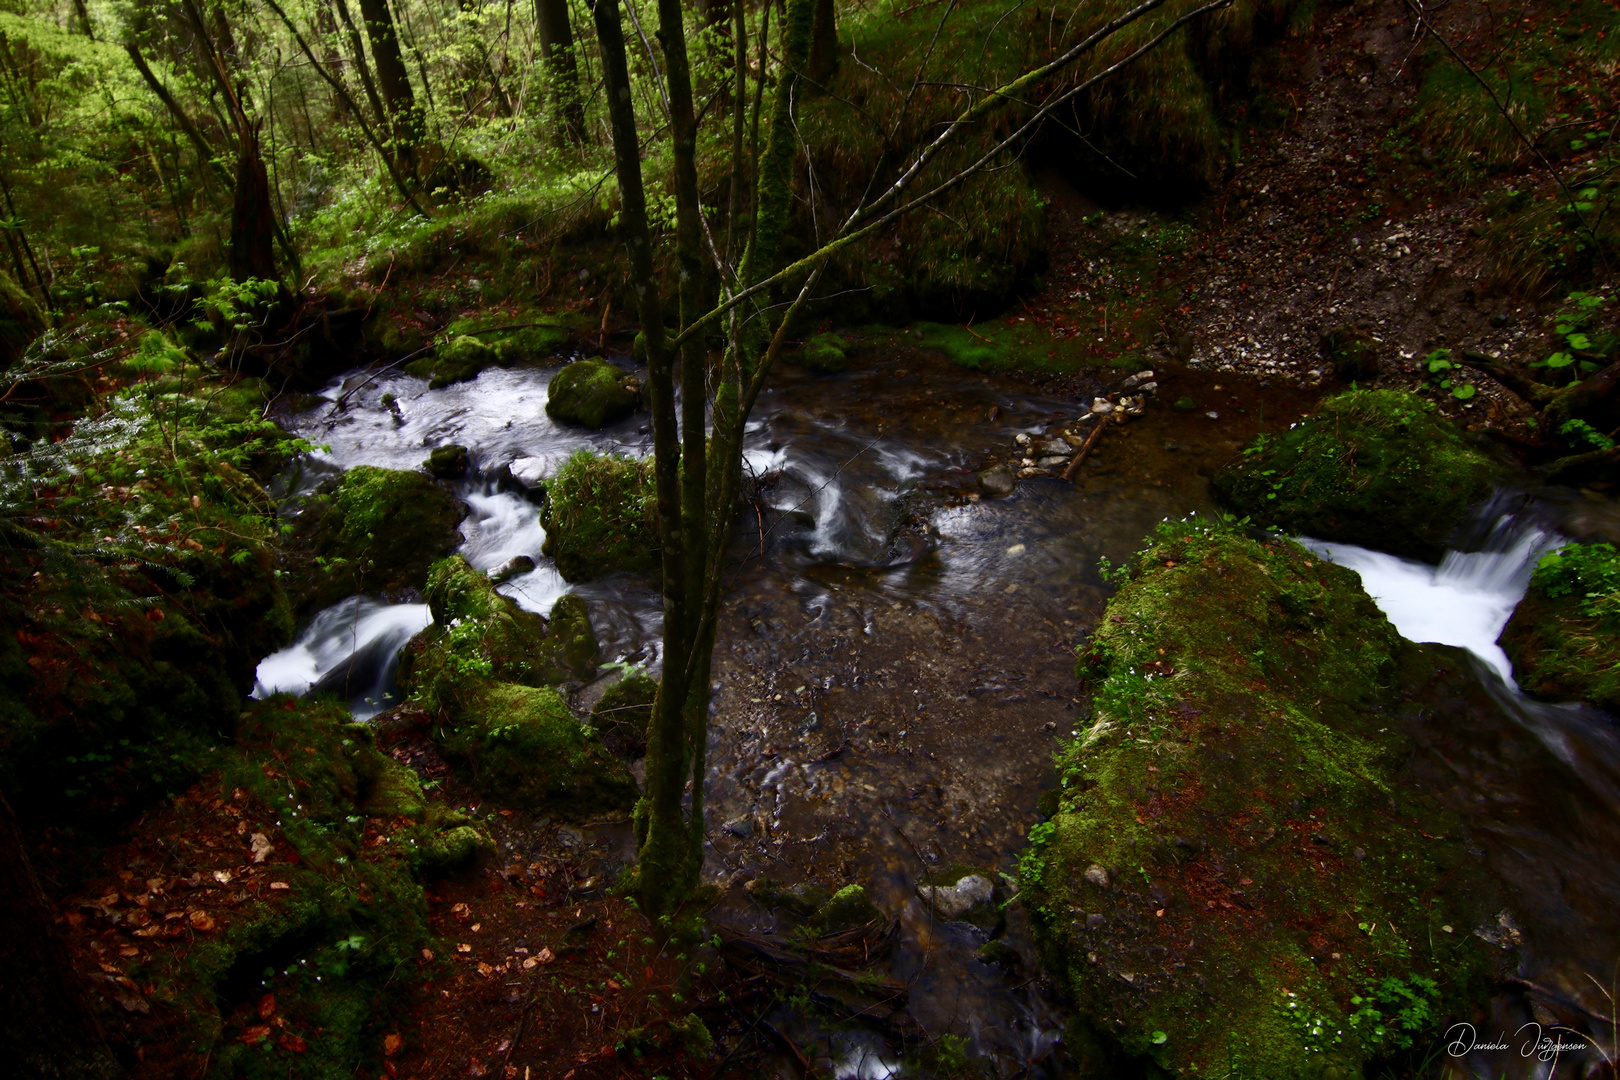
left=1423, top=348, right=1476, bottom=400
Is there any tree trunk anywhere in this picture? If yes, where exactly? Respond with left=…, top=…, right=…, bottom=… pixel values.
left=536, top=0, right=587, bottom=145
left=694, top=0, right=729, bottom=30
left=229, top=121, right=279, bottom=283
left=356, top=0, right=422, bottom=171
left=0, top=787, right=123, bottom=1080
left=807, top=0, right=838, bottom=85
left=332, top=0, right=394, bottom=156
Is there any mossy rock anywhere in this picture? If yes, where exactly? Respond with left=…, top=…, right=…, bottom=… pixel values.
left=545, top=357, right=640, bottom=429
left=1499, top=542, right=1620, bottom=711
left=424, top=443, right=469, bottom=480
left=744, top=876, right=830, bottom=918
left=1212, top=390, right=1499, bottom=562
left=398, top=556, right=601, bottom=711
left=1025, top=518, right=1504, bottom=1079
left=540, top=449, right=658, bottom=581
left=404, top=334, right=498, bottom=389
left=591, top=670, right=656, bottom=757
left=440, top=682, right=636, bottom=815
left=916, top=868, right=1003, bottom=936
left=290, top=466, right=465, bottom=615
left=798, top=332, right=851, bottom=374
left=811, top=884, right=884, bottom=933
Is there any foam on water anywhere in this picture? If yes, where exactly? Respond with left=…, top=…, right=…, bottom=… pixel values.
left=1300, top=515, right=1561, bottom=684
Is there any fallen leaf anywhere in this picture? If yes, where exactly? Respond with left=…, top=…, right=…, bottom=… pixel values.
left=118, top=946, right=139, bottom=958
left=238, top=1025, right=271, bottom=1044
left=606, top=979, right=621, bottom=992
left=477, top=961, right=494, bottom=977
left=421, top=948, right=434, bottom=962
left=189, top=910, right=216, bottom=932
left=258, top=993, right=276, bottom=1020
left=451, top=902, right=471, bottom=921
left=383, top=1032, right=404, bottom=1055
left=537, top=947, right=554, bottom=964
left=269, top=881, right=290, bottom=891
left=471, top=922, right=481, bottom=932
left=213, top=870, right=233, bottom=885
left=457, top=942, right=472, bottom=953
left=277, top=1034, right=307, bottom=1053
left=249, top=833, right=273, bottom=863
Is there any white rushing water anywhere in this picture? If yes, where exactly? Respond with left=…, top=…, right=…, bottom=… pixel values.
left=252, top=597, right=432, bottom=718
left=1300, top=515, right=1563, bottom=684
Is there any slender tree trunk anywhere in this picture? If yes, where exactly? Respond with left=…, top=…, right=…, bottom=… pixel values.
left=124, top=43, right=228, bottom=191
left=536, top=0, right=586, bottom=144
left=71, top=0, right=95, bottom=39
left=317, top=1, right=353, bottom=121
left=0, top=787, right=123, bottom=1080
left=332, top=0, right=393, bottom=151
left=807, top=0, right=838, bottom=85
left=356, top=0, right=422, bottom=171
left=229, top=121, right=279, bottom=282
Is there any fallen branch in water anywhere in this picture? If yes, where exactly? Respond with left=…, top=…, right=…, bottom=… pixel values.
left=1062, top=415, right=1112, bottom=481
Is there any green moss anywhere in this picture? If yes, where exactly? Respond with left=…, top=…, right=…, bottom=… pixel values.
left=424, top=443, right=469, bottom=480
left=290, top=466, right=465, bottom=615
left=545, top=357, right=641, bottom=429
left=798, top=332, right=851, bottom=374
left=405, top=334, right=497, bottom=389
left=887, top=319, right=1123, bottom=376
left=1213, top=390, right=1499, bottom=562
left=591, top=669, right=656, bottom=757
left=812, top=884, right=883, bottom=933
left=441, top=682, right=636, bottom=815
left=1500, top=542, right=1620, bottom=710
left=0, top=269, right=45, bottom=368
left=445, top=315, right=573, bottom=364
left=540, top=449, right=658, bottom=581
left=1025, top=518, right=1502, bottom=1079
left=399, top=555, right=600, bottom=711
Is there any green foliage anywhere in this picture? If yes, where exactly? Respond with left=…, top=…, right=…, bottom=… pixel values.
left=1422, top=348, right=1476, bottom=399
left=1533, top=291, right=1614, bottom=383
left=545, top=357, right=640, bottom=429
left=541, top=449, right=658, bottom=581
left=1502, top=542, right=1620, bottom=710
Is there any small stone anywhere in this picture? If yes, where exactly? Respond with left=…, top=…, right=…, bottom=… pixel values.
left=1039, top=456, right=1070, bottom=469
left=724, top=816, right=754, bottom=838
left=1090, top=398, right=1115, bottom=415
left=1084, top=864, right=1110, bottom=889
left=916, top=874, right=995, bottom=921
left=978, top=465, right=1016, bottom=496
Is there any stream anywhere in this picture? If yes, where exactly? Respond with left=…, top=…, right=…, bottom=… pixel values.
left=253, top=355, right=1620, bottom=1077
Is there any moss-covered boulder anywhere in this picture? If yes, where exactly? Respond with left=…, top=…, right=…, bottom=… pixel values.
left=1025, top=517, right=1503, bottom=1079
left=424, top=443, right=469, bottom=479
left=396, top=557, right=630, bottom=814
left=1213, top=390, right=1498, bottom=562
left=438, top=681, right=636, bottom=814
left=405, top=334, right=497, bottom=389
left=798, top=332, right=851, bottom=374
left=545, top=357, right=640, bottom=429
left=289, top=466, right=465, bottom=615
left=540, top=449, right=658, bottom=581
left=1499, top=542, right=1620, bottom=710
left=591, top=669, right=656, bottom=757
left=399, top=556, right=601, bottom=707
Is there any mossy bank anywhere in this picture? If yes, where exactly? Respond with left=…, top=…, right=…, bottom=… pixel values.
left=1024, top=517, right=1506, bottom=1079
left=1500, top=541, right=1620, bottom=711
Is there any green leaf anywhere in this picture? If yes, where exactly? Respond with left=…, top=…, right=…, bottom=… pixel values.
left=1151, top=1032, right=1169, bottom=1045
left=1546, top=351, right=1576, bottom=368
left=1452, top=384, right=1476, bottom=400
left=1567, top=333, right=1592, bottom=350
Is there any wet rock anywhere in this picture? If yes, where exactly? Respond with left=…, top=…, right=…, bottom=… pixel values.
left=424, top=443, right=470, bottom=480
left=1027, top=519, right=1505, bottom=1078
left=916, top=873, right=995, bottom=922
left=1089, top=398, right=1114, bottom=415
left=407, top=334, right=497, bottom=389
left=723, top=816, right=755, bottom=838
left=545, top=357, right=640, bottom=429
left=1038, top=456, right=1070, bottom=469
left=811, top=884, right=884, bottom=933
left=1213, top=389, right=1498, bottom=562
left=488, top=555, right=535, bottom=585
left=979, top=464, right=1017, bottom=496
left=1117, top=369, right=1155, bottom=392
left=744, top=877, right=829, bottom=918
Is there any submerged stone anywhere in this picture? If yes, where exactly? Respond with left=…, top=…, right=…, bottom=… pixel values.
left=1025, top=517, right=1505, bottom=1079
left=545, top=357, right=640, bottom=429
left=1213, top=389, right=1498, bottom=562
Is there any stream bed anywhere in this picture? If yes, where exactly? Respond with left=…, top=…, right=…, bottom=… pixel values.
left=253, top=353, right=1620, bottom=1077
